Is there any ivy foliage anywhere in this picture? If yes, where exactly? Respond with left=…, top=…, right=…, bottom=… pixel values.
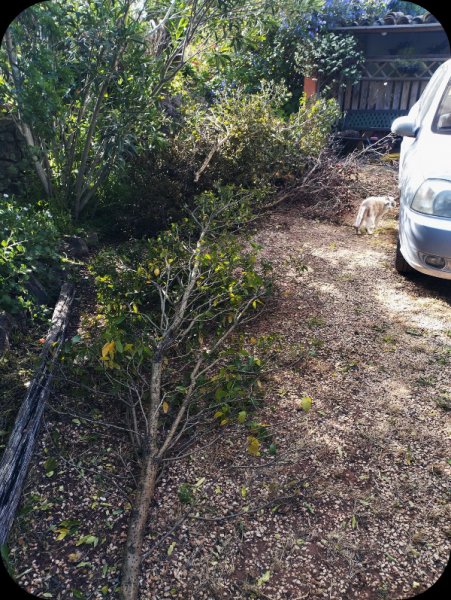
left=294, top=32, right=365, bottom=96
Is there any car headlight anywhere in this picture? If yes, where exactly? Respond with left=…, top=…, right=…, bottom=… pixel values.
left=411, top=179, right=451, bottom=217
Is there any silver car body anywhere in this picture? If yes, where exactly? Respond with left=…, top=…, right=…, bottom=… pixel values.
left=392, top=58, right=451, bottom=280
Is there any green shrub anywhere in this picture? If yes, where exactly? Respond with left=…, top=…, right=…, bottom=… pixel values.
left=90, top=148, right=188, bottom=241
left=174, top=82, right=340, bottom=189
left=0, top=197, right=61, bottom=316
left=70, top=188, right=272, bottom=443
left=290, top=93, right=342, bottom=158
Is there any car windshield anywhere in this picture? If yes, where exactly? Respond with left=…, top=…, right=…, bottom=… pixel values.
left=432, top=75, right=451, bottom=134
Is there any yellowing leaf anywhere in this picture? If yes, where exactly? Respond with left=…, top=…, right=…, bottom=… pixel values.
left=405, top=446, right=412, bottom=465
left=249, top=337, right=257, bottom=344
left=154, top=267, right=160, bottom=276
left=300, top=396, right=313, bottom=413
left=257, top=570, right=271, bottom=587
left=247, top=436, right=261, bottom=456
left=213, top=410, right=223, bottom=420
left=162, top=401, right=169, bottom=414
left=237, top=410, right=247, bottom=424
left=167, top=541, right=176, bottom=556
left=241, top=486, right=247, bottom=498
left=101, top=341, right=115, bottom=358
left=68, top=552, right=82, bottom=563
left=55, top=527, right=69, bottom=541
left=220, top=418, right=229, bottom=426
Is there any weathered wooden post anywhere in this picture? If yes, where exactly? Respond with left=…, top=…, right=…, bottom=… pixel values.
left=0, top=282, right=75, bottom=545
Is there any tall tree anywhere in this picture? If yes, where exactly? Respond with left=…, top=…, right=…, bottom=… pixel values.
left=0, top=0, right=255, bottom=220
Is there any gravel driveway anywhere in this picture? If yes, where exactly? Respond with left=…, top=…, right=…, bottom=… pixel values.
left=138, top=180, right=451, bottom=599
left=9, top=164, right=451, bottom=600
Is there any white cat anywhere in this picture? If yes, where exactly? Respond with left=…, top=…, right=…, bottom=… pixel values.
left=354, top=196, right=396, bottom=234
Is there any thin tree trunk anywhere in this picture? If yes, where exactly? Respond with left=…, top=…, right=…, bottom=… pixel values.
left=73, top=4, right=131, bottom=220
left=194, top=136, right=227, bottom=182
left=121, top=356, right=162, bottom=600
left=121, top=456, right=158, bottom=600
left=4, top=29, right=52, bottom=198
left=17, top=122, right=52, bottom=197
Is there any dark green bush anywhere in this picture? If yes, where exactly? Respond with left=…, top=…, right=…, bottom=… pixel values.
left=90, top=149, right=189, bottom=241
left=0, top=197, right=61, bottom=316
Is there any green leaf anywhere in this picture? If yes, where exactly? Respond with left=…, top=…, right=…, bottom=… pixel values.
left=75, top=534, right=99, bottom=547
left=237, top=410, right=247, bottom=424
left=44, top=457, right=57, bottom=473
left=299, top=396, right=313, bottom=413
left=257, top=570, right=271, bottom=587
left=167, top=541, right=176, bottom=556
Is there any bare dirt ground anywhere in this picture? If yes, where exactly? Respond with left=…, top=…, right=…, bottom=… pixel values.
left=8, top=162, right=451, bottom=599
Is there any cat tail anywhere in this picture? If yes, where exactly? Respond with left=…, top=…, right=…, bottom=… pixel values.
left=354, top=205, right=366, bottom=229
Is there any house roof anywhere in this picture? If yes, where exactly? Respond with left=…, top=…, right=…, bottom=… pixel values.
left=331, top=23, right=444, bottom=35
left=330, top=10, right=444, bottom=34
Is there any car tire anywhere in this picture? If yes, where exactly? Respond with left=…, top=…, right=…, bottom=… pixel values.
left=395, top=237, right=414, bottom=275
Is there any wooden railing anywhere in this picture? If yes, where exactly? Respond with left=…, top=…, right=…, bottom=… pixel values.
left=338, top=57, right=448, bottom=112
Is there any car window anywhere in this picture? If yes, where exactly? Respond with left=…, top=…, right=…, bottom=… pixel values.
left=432, top=75, right=451, bottom=134
left=416, top=64, right=447, bottom=125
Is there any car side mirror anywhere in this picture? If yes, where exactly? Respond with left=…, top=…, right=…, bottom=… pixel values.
left=391, top=116, right=418, bottom=138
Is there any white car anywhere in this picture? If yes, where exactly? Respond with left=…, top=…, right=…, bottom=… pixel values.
left=391, top=58, right=451, bottom=280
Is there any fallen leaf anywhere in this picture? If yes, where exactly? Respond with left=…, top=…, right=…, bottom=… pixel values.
left=247, top=436, right=261, bottom=456
left=257, top=570, right=271, bottom=587
left=167, top=541, right=176, bottom=556
left=299, top=396, right=313, bottom=413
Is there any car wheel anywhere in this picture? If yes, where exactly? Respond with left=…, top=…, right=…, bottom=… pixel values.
left=395, top=237, right=414, bottom=275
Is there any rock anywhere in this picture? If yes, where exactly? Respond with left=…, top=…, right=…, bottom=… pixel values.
left=62, top=235, right=89, bottom=258
left=25, top=273, right=50, bottom=306
left=85, top=232, right=99, bottom=248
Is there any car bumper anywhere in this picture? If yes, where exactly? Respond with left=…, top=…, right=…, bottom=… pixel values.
left=400, top=208, right=451, bottom=279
